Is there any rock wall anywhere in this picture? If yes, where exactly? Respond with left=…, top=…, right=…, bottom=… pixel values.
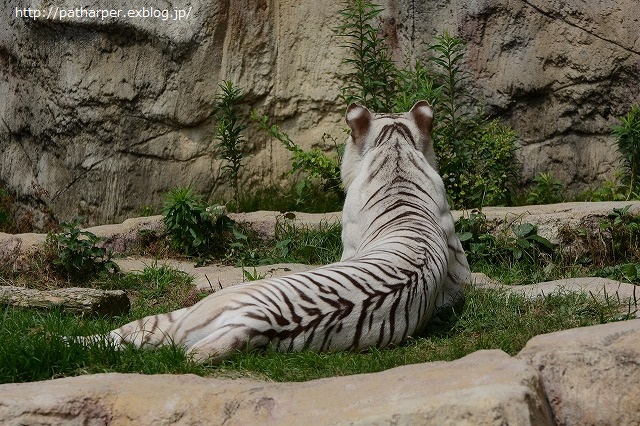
left=1, top=0, right=639, bottom=227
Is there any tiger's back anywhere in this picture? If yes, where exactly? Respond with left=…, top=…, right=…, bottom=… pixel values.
left=82, top=101, right=471, bottom=363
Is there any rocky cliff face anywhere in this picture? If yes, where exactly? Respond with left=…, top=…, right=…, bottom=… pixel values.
left=1, top=0, right=639, bottom=227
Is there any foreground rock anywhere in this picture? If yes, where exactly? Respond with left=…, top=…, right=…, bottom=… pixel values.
left=0, top=286, right=130, bottom=316
left=518, top=320, right=640, bottom=426
left=3, top=319, right=640, bottom=425
left=0, top=349, right=553, bottom=426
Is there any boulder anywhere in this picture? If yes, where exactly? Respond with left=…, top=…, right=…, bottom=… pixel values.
left=0, top=349, right=553, bottom=426
left=518, top=318, right=640, bottom=426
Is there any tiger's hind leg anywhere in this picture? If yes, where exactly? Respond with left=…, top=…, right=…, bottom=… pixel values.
left=71, top=307, right=190, bottom=350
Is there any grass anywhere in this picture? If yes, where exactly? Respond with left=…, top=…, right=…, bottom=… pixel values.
left=0, top=264, right=210, bottom=384
left=1, top=284, right=631, bottom=384
left=214, top=285, right=632, bottom=382
left=0, top=308, right=209, bottom=383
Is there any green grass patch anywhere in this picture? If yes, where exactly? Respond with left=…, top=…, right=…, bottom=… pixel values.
left=212, top=285, right=631, bottom=382
left=1, top=283, right=631, bottom=384
left=0, top=308, right=208, bottom=383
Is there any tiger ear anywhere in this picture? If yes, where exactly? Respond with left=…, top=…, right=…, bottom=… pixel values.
left=409, top=100, right=434, bottom=135
left=346, top=103, right=373, bottom=144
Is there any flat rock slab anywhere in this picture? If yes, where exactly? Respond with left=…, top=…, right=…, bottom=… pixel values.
left=474, top=201, right=640, bottom=245
left=115, top=257, right=315, bottom=291
left=518, top=318, right=640, bottom=426
left=0, top=349, right=553, bottom=426
left=473, top=273, right=640, bottom=317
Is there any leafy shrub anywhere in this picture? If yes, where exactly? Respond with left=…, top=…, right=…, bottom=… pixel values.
left=163, top=187, right=230, bottom=257
left=252, top=111, right=344, bottom=200
left=446, top=118, right=520, bottom=207
left=214, top=81, right=247, bottom=210
left=559, top=205, right=640, bottom=267
left=455, top=210, right=499, bottom=264
left=598, top=263, right=640, bottom=284
left=526, top=172, right=565, bottom=205
left=612, top=103, right=640, bottom=196
left=456, top=210, right=555, bottom=266
left=47, top=218, right=118, bottom=280
left=598, top=205, right=640, bottom=263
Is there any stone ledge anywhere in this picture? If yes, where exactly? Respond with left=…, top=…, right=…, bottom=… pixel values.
left=2, top=201, right=638, bottom=258
left=0, top=349, right=552, bottom=426
left=1, top=319, right=639, bottom=425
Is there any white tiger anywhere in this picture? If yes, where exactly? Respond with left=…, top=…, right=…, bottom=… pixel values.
left=76, top=101, right=471, bottom=363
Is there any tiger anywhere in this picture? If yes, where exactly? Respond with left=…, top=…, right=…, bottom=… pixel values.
left=75, top=101, right=471, bottom=363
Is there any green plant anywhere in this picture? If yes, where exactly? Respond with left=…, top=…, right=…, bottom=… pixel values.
left=272, top=218, right=343, bottom=265
left=428, top=34, right=519, bottom=208
left=252, top=111, right=344, bottom=200
left=456, top=211, right=554, bottom=267
left=224, top=225, right=266, bottom=266
left=336, top=0, right=397, bottom=112
left=598, top=263, right=640, bottom=284
left=214, top=81, right=247, bottom=210
left=612, top=103, right=640, bottom=196
left=451, top=119, right=520, bottom=207
left=242, top=267, right=267, bottom=282
left=163, top=188, right=229, bottom=257
left=526, top=172, right=565, bottom=205
left=430, top=32, right=471, bottom=143
left=558, top=205, right=640, bottom=267
left=577, top=173, right=633, bottom=202
left=598, top=205, right=640, bottom=262
left=47, top=218, right=118, bottom=280
left=456, top=210, right=499, bottom=264
left=507, top=223, right=556, bottom=262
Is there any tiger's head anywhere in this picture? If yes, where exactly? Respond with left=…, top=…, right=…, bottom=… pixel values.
left=341, top=101, right=436, bottom=191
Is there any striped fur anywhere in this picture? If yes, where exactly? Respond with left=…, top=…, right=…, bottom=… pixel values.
left=79, top=101, right=471, bottom=363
